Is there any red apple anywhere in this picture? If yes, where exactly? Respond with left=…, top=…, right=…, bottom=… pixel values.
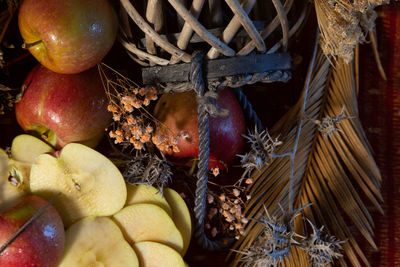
left=15, top=64, right=111, bottom=148
left=18, top=0, right=118, bottom=74
left=153, top=88, right=246, bottom=170
left=0, top=195, right=65, bottom=267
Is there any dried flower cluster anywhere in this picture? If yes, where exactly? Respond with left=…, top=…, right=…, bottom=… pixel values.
left=121, top=152, right=172, bottom=192
left=205, top=186, right=251, bottom=240
left=315, top=0, right=388, bottom=63
left=237, top=127, right=282, bottom=185
left=99, top=64, right=179, bottom=153
left=236, top=205, right=344, bottom=267
left=312, top=106, right=353, bottom=138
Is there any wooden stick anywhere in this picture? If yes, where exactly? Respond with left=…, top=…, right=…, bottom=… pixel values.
left=170, top=0, right=206, bottom=64
left=266, top=3, right=307, bottom=54
left=145, top=0, right=163, bottom=66
left=120, top=38, right=170, bottom=65
left=238, top=0, right=294, bottom=56
left=142, top=52, right=291, bottom=84
left=224, top=0, right=265, bottom=52
left=207, top=0, right=257, bottom=59
left=271, top=0, right=289, bottom=52
left=120, top=0, right=191, bottom=62
left=167, top=0, right=235, bottom=57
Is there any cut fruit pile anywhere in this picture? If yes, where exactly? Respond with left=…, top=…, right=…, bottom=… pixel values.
left=0, top=135, right=192, bottom=266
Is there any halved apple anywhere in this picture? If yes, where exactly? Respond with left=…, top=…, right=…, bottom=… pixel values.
left=0, top=149, right=30, bottom=212
left=126, top=184, right=172, bottom=216
left=59, top=216, right=138, bottom=267
left=164, top=188, right=192, bottom=255
left=11, top=134, right=54, bottom=164
left=29, top=143, right=127, bottom=226
left=133, top=241, right=185, bottom=267
left=113, top=203, right=184, bottom=255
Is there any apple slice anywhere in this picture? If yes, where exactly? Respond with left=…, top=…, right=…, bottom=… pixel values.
left=126, top=184, right=172, bottom=216
left=133, top=241, right=185, bottom=267
left=164, top=188, right=192, bottom=255
left=113, top=203, right=184, bottom=255
left=0, top=149, right=30, bottom=212
left=30, top=143, right=127, bottom=226
left=59, top=216, right=138, bottom=267
left=11, top=134, right=54, bottom=164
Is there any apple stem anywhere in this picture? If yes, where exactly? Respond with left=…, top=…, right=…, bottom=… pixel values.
left=0, top=192, right=61, bottom=255
left=22, top=39, right=42, bottom=49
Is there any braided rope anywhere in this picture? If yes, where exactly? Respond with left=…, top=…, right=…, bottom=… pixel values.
left=163, top=52, right=283, bottom=250
left=232, top=87, right=263, bottom=132
left=190, top=52, right=232, bottom=250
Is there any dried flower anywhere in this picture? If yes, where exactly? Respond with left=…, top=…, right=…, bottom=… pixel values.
left=212, top=167, right=220, bottom=177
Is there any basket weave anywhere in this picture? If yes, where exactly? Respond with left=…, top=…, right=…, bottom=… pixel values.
left=118, top=0, right=305, bottom=67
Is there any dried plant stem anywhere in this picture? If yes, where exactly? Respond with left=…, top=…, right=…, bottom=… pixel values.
left=289, top=28, right=319, bottom=214
left=369, top=30, right=387, bottom=81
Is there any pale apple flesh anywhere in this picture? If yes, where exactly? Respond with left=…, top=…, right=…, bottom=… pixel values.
left=11, top=134, right=55, bottom=164
left=113, top=203, right=185, bottom=255
left=29, top=143, right=127, bottom=227
left=133, top=241, right=185, bottom=267
left=18, top=0, right=118, bottom=74
left=0, top=195, right=65, bottom=267
left=164, top=188, right=192, bottom=255
left=59, top=216, right=139, bottom=267
left=0, top=149, right=30, bottom=213
left=126, top=184, right=173, bottom=217
left=15, top=65, right=111, bottom=149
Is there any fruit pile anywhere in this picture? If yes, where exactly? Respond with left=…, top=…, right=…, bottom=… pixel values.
left=0, top=0, right=248, bottom=266
left=0, top=136, right=191, bottom=266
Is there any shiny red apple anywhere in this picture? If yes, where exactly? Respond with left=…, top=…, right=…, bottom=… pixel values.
left=153, top=88, right=246, bottom=170
left=18, top=0, right=118, bottom=74
left=0, top=195, right=65, bottom=267
left=15, top=64, right=111, bottom=148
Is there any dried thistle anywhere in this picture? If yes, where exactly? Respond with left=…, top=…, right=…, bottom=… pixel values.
left=121, top=152, right=172, bottom=192
left=300, top=220, right=344, bottom=267
left=236, top=205, right=306, bottom=267
left=237, top=127, right=282, bottom=184
left=311, top=106, right=354, bottom=137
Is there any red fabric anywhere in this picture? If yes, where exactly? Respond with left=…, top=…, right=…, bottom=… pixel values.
left=359, top=4, right=400, bottom=266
